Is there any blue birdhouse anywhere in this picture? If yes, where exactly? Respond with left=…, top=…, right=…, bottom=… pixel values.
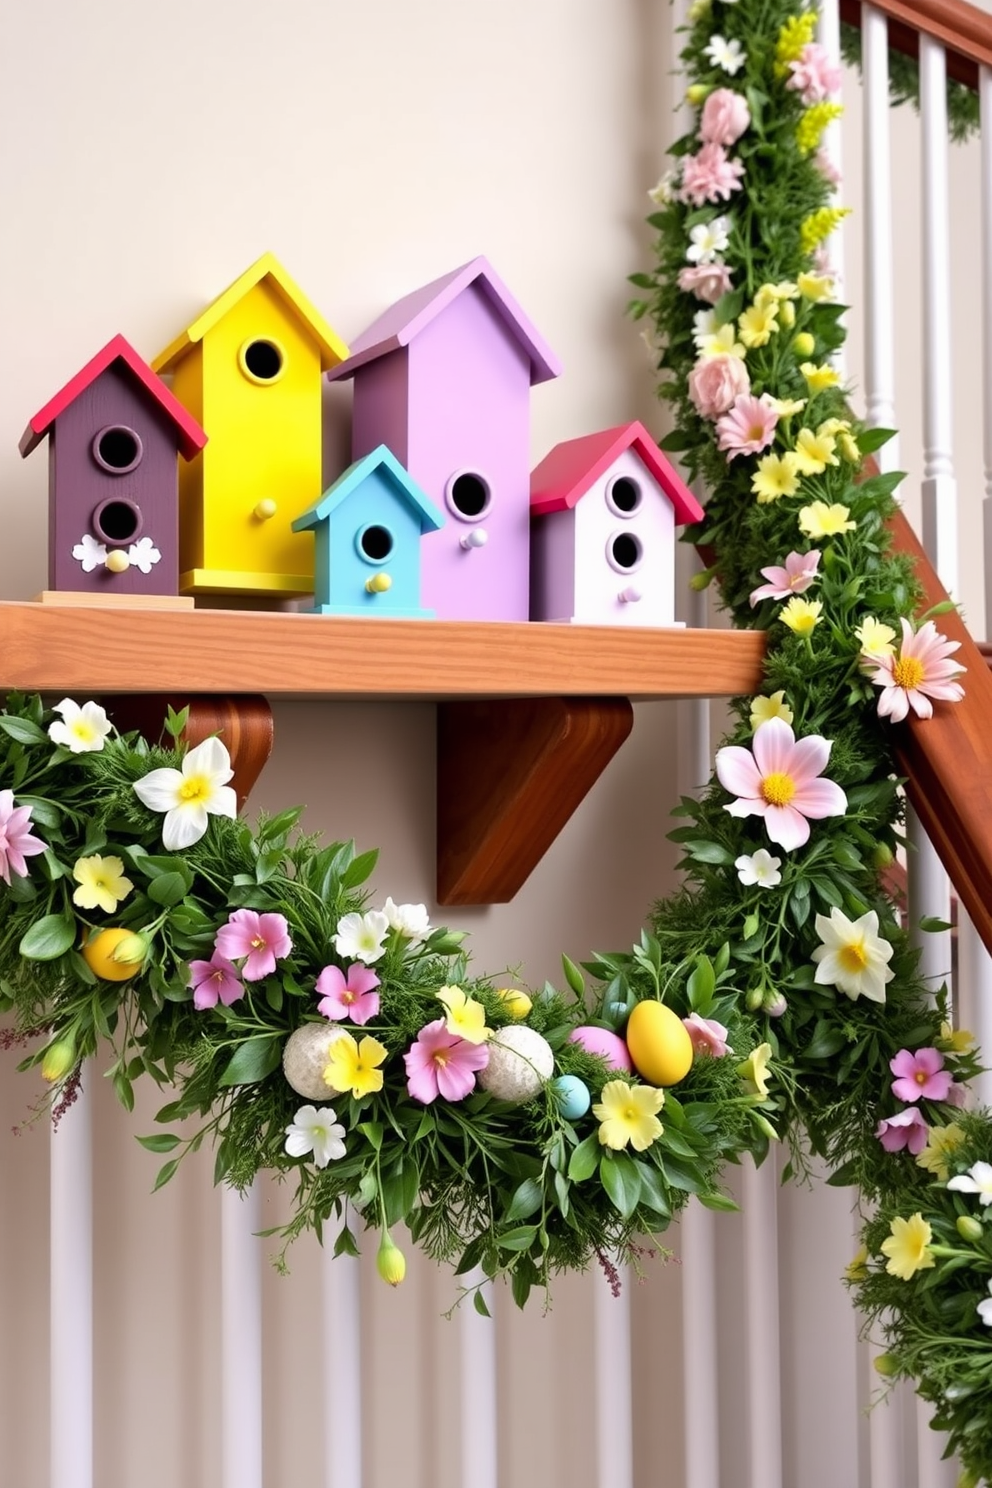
left=292, top=444, right=445, bottom=616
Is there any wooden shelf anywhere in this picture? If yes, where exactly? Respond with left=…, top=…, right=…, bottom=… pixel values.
left=0, top=601, right=767, bottom=906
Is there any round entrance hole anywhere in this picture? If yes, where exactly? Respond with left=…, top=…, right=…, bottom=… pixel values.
left=358, top=524, right=394, bottom=562
left=608, top=532, right=642, bottom=571
left=92, top=425, right=142, bottom=474
left=447, top=471, right=490, bottom=520
left=607, top=476, right=641, bottom=515
left=92, top=497, right=143, bottom=546
left=239, top=338, right=285, bottom=383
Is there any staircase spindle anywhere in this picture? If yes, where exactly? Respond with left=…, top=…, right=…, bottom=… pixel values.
left=221, top=1183, right=263, bottom=1488
left=50, top=1073, right=93, bottom=1488
left=323, top=1232, right=363, bottom=1488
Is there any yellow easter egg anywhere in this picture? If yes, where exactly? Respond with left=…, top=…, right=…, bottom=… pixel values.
left=626, top=1001, right=693, bottom=1087
left=81, top=927, right=141, bottom=982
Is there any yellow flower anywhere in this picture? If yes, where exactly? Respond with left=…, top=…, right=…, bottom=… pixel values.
left=687, top=0, right=710, bottom=20
left=793, top=428, right=839, bottom=475
left=752, top=451, right=802, bottom=504
left=792, top=332, right=816, bottom=359
left=854, top=615, right=897, bottom=659
left=739, top=301, right=779, bottom=349
left=796, top=102, right=844, bottom=156
left=593, top=1080, right=665, bottom=1152
left=497, top=987, right=532, bottom=1019
left=437, top=984, right=490, bottom=1044
left=799, top=500, right=856, bottom=539
left=749, top=691, right=794, bottom=731
left=696, top=323, right=747, bottom=360
left=778, top=300, right=796, bottom=328
left=776, top=11, right=817, bottom=69
left=323, top=1032, right=388, bottom=1099
left=780, top=596, right=823, bottom=636
left=800, top=206, right=852, bottom=255
left=939, top=1019, right=976, bottom=1054
left=845, top=1245, right=869, bottom=1283
left=755, top=281, right=799, bottom=309
left=797, top=271, right=835, bottom=302
left=800, top=361, right=841, bottom=393
left=376, top=1229, right=407, bottom=1287
left=737, top=1042, right=772, bottom=1099
left=685, top=83, right=711, bottom=105
left=915, top=1123, right=966, bottom=1182
left=71, top=854, right=134, bottom=914
left=880, top=1213, right=935, bottom=1281
left=767, top=395, right=806, bottom=417
left=818, top=418, right=860, bottom=462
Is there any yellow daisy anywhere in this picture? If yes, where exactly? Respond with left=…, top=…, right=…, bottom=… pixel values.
left=752, top=451, right=802, bottom=504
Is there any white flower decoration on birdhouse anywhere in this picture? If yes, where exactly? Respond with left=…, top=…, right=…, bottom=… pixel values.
left=127, top=537, right=161, bottom=573
left=72, top=534, right=108, bottom=571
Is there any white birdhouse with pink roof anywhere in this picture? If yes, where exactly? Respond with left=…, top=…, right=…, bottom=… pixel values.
left=529, top=421, right=704, bottom=626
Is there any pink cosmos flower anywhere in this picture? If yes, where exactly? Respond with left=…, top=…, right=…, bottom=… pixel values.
left=682, top=1012, right=731, bottom=1058
left=890, top=1047, right=953, bottom=1104
left=749, top=550, right=821, bottom=607
left=688, top=353, right=750, bottom=419
left=0, top=791, right=46, bottom=885
left=681, top=143, right=746, bottom=206
left=677, top=262, right=734, bottom=305
left=214, top=908, right=292, bottom=981
left=403, top=1018, right=490, bottom=1104
left=786, top=43, right=843, bottom=105
left=715, top=393, right=779, bottom=461
left=864, top=618, right=965, bottom=723
left=188, top=954, right=244, bottom=1010
left=875, top=1107, right=929, bottom=1155
left=715, top=716, right=847, bottom=852
left=316, top=963, right=381, bottom=1025
left=699, top=88, right=751, bottom=147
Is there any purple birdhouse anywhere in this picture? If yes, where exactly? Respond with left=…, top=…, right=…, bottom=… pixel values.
left=328, top=256, right=561, bottom=621
left=19, top=334, right=206, bottom=596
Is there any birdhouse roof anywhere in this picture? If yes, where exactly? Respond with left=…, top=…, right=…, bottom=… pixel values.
left=151, top=253, right=349, bottom=374
left=530, top=421, right=704, bottom=523
left=19, top=333, right=207, bottom=460
left=326, top=255, right=562, bottom=386
left=292, top=445, right=445, bottom=535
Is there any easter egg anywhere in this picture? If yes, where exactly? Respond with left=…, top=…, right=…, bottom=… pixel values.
left=568, top=1025, right=633, bottom=1073
left=497, top=987, right=533, bottom=1020
left=478, top=1026, right=554, bottom=1103
left=626, top=1001, right=694, bottom=1087
left=81, top=927, right=142, bottom=982
left=551, top=1075, right=591, bottom=1121
left=282, top=1023, right=349, bottom=1101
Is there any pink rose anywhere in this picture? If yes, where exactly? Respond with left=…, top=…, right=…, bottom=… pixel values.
left=678, top=262, right=734, bottom=305
left=687, top=353, right=750, bottom=419
left=699, top=88, right=751, bottom=147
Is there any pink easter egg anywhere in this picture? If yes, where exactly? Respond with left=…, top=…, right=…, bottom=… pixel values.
left=569, top=1025, right=633, bottom=1073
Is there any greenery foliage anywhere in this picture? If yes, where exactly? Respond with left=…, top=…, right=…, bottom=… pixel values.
left=839, top=21, right=981, bottom=145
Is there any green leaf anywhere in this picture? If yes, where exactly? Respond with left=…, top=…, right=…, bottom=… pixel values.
left=333, top=1225, right=360, bottom=1258
left=497, top=1225, right=539, bottom=1252
left=660, top=1156, right=706, bottom=1194
left=568, top=1134, right=600, bottom=1182
left=381, top=1158, right=420, bottom=1227
left=804, top=1019, right=847, bottom=1060
left=687, top=956, right=715, bottom=1011
left=742, top=912, right=760, bottom=941
left=473, top=1289, right=492, bottom=1318
left=341, top=848, right=379, bottom=888
left=697, top=1190, right=739, bottom=1213
left=147, top=872, right=189, bottom=907
left=359, top=1121, right=383, bottom=1151
left=217, top=1036, right=282, bottom=1087
left=19, top=913, right=76, bottom=961
left=136, top=1133, right=182, bottom=1154
left=152, top=1158, right=181, bottom=1192
left=511, top=1257, right=537, bottom=1309
left=505, top=1177, right=544, bottom=1223
left=600, top=1152, right=642, bottom=1219
left=856, top=426, right=896, bottom=454
left=634, top=1161, right=671, bottom=1220
left=658, top=429, right=693, bottom=453
left=685, top=840, right=734, bottom=866
left=0, top=714, right=47, bottom=745
left=919, top=916, right=953, bottom=934
left=561, top=953, right=585, bottom=996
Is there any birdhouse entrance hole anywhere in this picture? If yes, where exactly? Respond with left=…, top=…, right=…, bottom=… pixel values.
left=608, top=532, right=642, bottom=571
left=358, top=524, right=394, bottom=562
left=238, top=338, right=285, bottom=384
left=92, top=497, right=143, bottom=546
left=606, top=476, right=641, bottom=516
left=446, top=471, right=490, bottom=521
left=92, top=425, right=143, bottom=474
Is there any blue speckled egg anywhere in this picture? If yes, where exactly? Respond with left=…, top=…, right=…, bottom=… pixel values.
left=552, top=1075, right=591, bottom=1121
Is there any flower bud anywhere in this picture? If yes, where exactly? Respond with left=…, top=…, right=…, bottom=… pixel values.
left=41, top=1035, right=77, bottom=1083
left=763, top=991, right=788, bottom=1018
left=751, top=1112, right=779, bottom=1142
left=686, top=84, right=711, bottom=105
left=956, top=1215, right=983, bottom=1243
left=689, top=567, right=715, bottom=592
left=871, top=842, right=894, bottom=871
left=376, top=1230, right=406, bottom=1287
left=873, top=1353, right=899, bottom=1378
left=745, top=985, right=764, bottom=1012
left=111, top=932, right=149, bottom=966
left=778, top=300, right=796, bottom=328
left=792, top=332, right=815, bottom=358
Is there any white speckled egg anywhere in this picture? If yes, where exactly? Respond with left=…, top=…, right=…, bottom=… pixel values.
left=282, top=1022, right=349, bottom=1101
left=478, top=1026, right=554, bottom=1103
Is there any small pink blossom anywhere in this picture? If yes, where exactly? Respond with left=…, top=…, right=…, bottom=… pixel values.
left=715, top=716, right=847, bottom=852
left=699, top=88, right=751, bottom=147
left=678, top=262, right=734, bottom=305
left=688, top=353, right=750, bottom=419
left=214, top=908, right=292, bottom=981
left=681, top=143, right=746, bottom=206
left=865, top=617, right=965, bottom=723
left=189, top=954, right=244, bottom=1011
left=945, top=1081, right=968, bottom=1108
left=715, top=393, right=779, bottom=461
left=890, top=1047, right=954, bottom=1104
left=682, top=1012, right=730, bottom=1058
left=814, top=149, right=842, bottom=186
left=0, top=791, right=46, bottom=886
left=786, top=43, right=843, bottom=105
left=403, top=1018, right=490, bottom=1104
left=749, top=550, right=821, bottom=607
left=875, top=1107, right=929, bottom=1155
left=316, top=963, right=381, bottom=1025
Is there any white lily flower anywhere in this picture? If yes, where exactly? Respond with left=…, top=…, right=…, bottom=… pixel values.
left=811, top=907, right=894, bottom=1004
left=284, top=1105, right=346, bottom=1169
left=333, top=909, right=391, bottom=964
left=48, top=698, right=113, bottom=754
left=734, top=849, right=782, bottom=888
left=132, top=736, right=237, bottom=850
left=381, top=896, right=431, bottom=944
left=947, top=1161, right=992, bottom=1207
left=704, top=34, right=746, bottom=74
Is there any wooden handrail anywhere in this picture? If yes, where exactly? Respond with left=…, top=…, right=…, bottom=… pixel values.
left=840, top=0, right=992, bottom=91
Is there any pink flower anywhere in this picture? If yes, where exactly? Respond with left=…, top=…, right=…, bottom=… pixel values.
left=875, top=1107, right=929, bottom=1155
left=0, top=791, right=46, bottom=886
left=678, top=262, right=734, bottom=305
left=699, top=88, right=751, bottom=147
left=316, top=963, right=381, bottom=1025
left=786, top=43, right=843, bottom=105
left=715, top=716, right=848, bottom=852
left=890, top=1047, right=954, bottom=1104
left=864, top=618, right=965, bottom=723
left=688, top=353, right=750, bottom=419
left=214, top=908, right=292, bottom=981
left=189, top=954, right=244, bottom=1010
left=814, top=149, right=841, bottom=186
left=715, top=393, right=779, bottom=461
left=945, top=1081, right=968, bottom=1108
left=682, top=1012, right=730, bottom=1057
left=403, top=1018, right=490, bottom=1104
left=681, top=143, right=746, bottom=206
left=749, top=550, right=821, bottom=607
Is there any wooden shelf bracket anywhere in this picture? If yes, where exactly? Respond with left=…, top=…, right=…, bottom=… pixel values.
left=104, top=694, right=274, bottom=810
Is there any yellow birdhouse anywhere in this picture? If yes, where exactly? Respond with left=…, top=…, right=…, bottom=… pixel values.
left=152, top=253, right=349, bottom=597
